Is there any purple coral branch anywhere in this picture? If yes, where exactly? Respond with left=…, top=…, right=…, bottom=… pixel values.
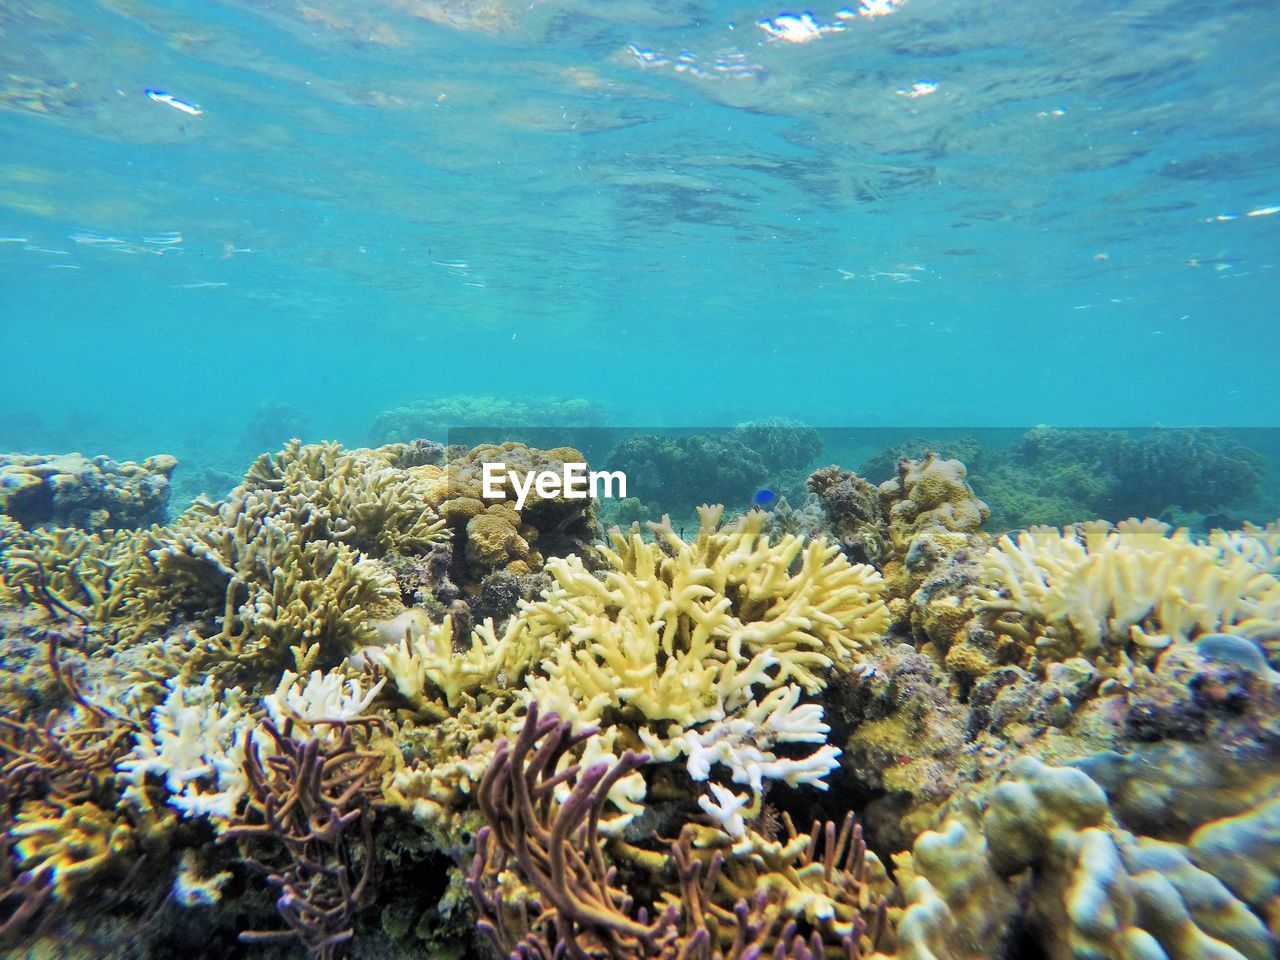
left=221, top=718, right=382, bottom=959
left=469, top=704, right=888, bottom=960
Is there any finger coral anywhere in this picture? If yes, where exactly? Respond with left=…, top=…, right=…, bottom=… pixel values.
left=221, top=717, right=386, bottom=958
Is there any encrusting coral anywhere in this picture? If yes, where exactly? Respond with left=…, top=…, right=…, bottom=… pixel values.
left=935, top=757, right=1279, bottom=960
left=807, top=454, right=993, bottom=686
left=846, top=610, right=1280, bottom=959
left=418, top=441, right=599, bottom=588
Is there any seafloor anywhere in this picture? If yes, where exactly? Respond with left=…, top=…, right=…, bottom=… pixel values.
left=0, top=432, right=1277, bottom=960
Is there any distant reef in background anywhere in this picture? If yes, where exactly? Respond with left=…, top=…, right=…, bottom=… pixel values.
left=856, top=426, right=1271, bottom=532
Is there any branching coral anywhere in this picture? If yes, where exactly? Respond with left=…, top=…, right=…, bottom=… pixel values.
left=237, top=439, right=449, bottom=556
left=467, top=704, right=892, bottom=960
left=510, top=505, right=886, bottom=831
left=367, top=614, right=528, bottom=714
left=10, top=799, right=137, bottom=900
left=3, top=440, right=451, bottom=693
left=0, top=629, right=166, bottom=945
left=116, top=675, right=253, bottom=821
left=221, top=717, right=386, bottom=958
left=131, top=490, right=404, bottom=682
left=0, top=520, right=144, bottom=627
left=5, top=430, right=1278, bottom=960
left=119, top=667, right=386, bottom=824
left=379, top=506, right=885, bottom=840
left=524, top=505, right=888, bottom=702
left=977, top=519, right=1280, bottom=672
left=0, top=632, right=137, bottom=809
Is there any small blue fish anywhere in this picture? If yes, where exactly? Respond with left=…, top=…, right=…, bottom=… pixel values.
left=146, top=89, right=202, bottom=116
left=753, top=488, right=777, bottom=507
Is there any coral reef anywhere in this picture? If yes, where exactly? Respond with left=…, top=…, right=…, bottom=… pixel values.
left=808, top=453, right=991, bottom=677
left=241, top=401, right=311, bottom=457
left=858, top=428, right=1271, bottom=531
left=381, top=505, right=889, bottom=846
left=843, top=618, right=1280, bottom=959
left=0, top=452, right=177, bottom=531
left=605, top=432, right=771, bottom=517
left=975, top=519, right=1280, bottom=675
left=121, top=440, right=435, bottom=685
left=604, top=422, right=822, bottom=520
left=726, top=419, right=823, bottom=474
left=423, top=441, right=599, bottom=589
left=367, top=395, right=610, bottom=450
left=1, top=437, right=1277, bottom=960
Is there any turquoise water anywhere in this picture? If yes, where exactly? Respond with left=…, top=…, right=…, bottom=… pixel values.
left=2, top=0, right=1278, bottom=468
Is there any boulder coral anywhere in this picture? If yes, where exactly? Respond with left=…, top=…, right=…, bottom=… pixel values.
left=0, top=451, right=177, bottom=531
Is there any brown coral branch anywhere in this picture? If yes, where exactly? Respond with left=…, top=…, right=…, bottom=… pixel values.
left=45, top=628, right=140, bottom=731
left=0, top=864, right=54, bottom=947
left=221, top=718, right=384, bottom=960
left=470, top=703, right=673, bottom=960
left=0, top=632, right=135, bottom=806
left=468, top=705, right=886, bottom=960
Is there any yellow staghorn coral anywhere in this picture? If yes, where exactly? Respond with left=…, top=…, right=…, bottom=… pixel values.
left=368, top=613, right=537, bottom=712
left=238, top=439, right=449, bottom=556
left=977, top=519, right=1280, bottom=671
left=515, top=506, right=887, bottom=833
left=0, top=519, right=147, bottom=627
left=374, top=506, right=887, bottom=843
left=128, top=502, right=403, bottom=684
left=3, top=441, right=447, bottom=689
left=374, top=505, right=890, bottom=728
left=109, top=441, right=451, bottom=685
left=528, top=504, right=891, bottom=702
left=10, top=801, right=140, bottom=900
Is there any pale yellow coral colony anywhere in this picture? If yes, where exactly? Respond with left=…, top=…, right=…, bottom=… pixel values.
left=1, top=442, right=1278, bottom=959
